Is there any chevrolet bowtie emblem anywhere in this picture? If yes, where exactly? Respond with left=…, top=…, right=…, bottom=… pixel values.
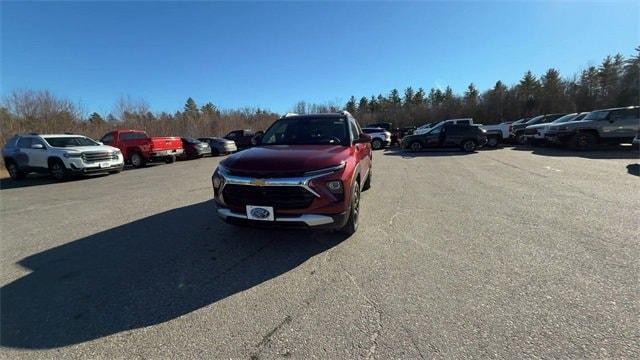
left=251, top=178, right=266, bottom=186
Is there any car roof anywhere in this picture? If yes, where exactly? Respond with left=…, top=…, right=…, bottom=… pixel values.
left=21, top=134, right=86, bottom=138
left=590, top=105, right=639, bottom=112
left=282, top=113, right=347, bottom=120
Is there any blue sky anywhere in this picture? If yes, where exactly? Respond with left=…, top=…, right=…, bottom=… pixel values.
left=2, top=1, right=638, bottom=115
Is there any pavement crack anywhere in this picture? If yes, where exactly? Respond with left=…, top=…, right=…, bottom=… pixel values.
left=343, top=268, right=383, bottom=360
left=251, top=315, right=292, bottom=359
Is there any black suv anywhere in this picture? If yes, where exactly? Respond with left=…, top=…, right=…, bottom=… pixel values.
left=401, top=123, right=488, bottom=152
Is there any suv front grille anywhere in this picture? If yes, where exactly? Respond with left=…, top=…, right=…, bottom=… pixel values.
left=82, top=152, right=115, bottom=162
left=222, top=184, right=315, bottom=210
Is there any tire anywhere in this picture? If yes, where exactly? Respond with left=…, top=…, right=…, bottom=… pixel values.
left=49, top=159, right=68, bottom=181
left=461, top=139, right=477, bottom=152
left=487, top=136, right=499, bottom=148
left=410, top=141, right=422, bottom=152
left=165, top=155, right=176, bottom=164
left=362, top=168, right=371, bottom=191
left=6, top=161, right=25, bottom=180
left=372, top=139, right=383, bottom=150
left=516, top=133, right=527, bottom=145
left=130, top=152, right=146, bottom=168
left=109, top=170, right=122, bottom=174
left=572, top=132, right=597, bottom=150
left=340, top=180, right=360, bottom=235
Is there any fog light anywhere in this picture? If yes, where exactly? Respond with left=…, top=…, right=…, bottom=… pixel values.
left=326, top=180, right=343, bottom=194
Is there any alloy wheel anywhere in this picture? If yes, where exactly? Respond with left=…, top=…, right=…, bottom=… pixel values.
left=51, top=163, right=64, bottom=180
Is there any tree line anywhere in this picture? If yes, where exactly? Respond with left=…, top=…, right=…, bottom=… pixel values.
left=0, top=46, right=637, bottom=153
left=344, top=47, right=639, bottom=128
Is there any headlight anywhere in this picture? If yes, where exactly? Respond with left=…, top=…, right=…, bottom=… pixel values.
left=63, top=152, right=82, bottom=158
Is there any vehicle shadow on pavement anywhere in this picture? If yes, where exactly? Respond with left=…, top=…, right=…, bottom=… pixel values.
left=0, top=200, right=348, bottom=349
left=0, top=174, right=109, bottom=190
left=383, top=148, right=476, bottom=158
left=627, top=164, right=640, bottom=176
left=510, top=145, right=639, bottom=160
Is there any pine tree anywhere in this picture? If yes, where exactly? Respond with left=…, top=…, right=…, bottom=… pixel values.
left=357, top=97, right=368, bottom=114
left=345, top=96, right=357, bottom=114
left=184, top=97, right=199, bottom=114
left=88, top=112, right=104, bottom=124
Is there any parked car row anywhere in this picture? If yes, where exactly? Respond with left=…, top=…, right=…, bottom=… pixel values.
left=385, top=105, right=639, bottom=152
left=2, top=128, right=250, bottom=180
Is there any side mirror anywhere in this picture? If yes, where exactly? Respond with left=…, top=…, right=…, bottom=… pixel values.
left=355, top=133, right=372, bottom=144
left=31, top=143, right=44, bottom=150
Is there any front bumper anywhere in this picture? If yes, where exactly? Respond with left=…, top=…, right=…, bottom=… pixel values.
left=69, top=162, right=124, bottom=174
left=217, top=207, right=348, bottom=229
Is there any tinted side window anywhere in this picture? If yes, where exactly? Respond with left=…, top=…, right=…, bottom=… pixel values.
left=457, top=120, right=470, bottom=125
left=17, top=137, right=32, bottom=148
left=120, top=132, right=146, bottom=141
left=613, top=108, right=639, bottom=120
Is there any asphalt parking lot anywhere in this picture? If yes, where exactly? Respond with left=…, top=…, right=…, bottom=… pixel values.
left=1, top=146, right=638, bottom=359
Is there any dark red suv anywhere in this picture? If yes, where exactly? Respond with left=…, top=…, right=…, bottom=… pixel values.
left=212, top=112, right=372, bottom=234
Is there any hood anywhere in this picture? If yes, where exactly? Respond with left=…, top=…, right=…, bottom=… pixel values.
left=55, top=145, right=120, bottom=153
left=221, top=145, right=350, bottom=173
left=525, top=123, right=548, bottom=130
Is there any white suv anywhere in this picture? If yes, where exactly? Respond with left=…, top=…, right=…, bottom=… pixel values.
left=2, top=133, right=124, bottom=180
left=361, top=128, right=391, bottom=150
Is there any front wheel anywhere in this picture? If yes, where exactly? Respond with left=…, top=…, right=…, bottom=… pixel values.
left=165, top=155, right=176, bottom=164
left=372, top=139, right=383, bottom=150
left=487, top=137, right=499, bottom=148
left=362, top=168, right=371, bottom=191
left=410, top=141, right=422, bottom=152
left=461, top=140, right=477, bottom=152
left=49, top=159, right=68, bottom=181
left=516, top=133, right=527, bottom=145
left=340, top=181, right=360, bottom=235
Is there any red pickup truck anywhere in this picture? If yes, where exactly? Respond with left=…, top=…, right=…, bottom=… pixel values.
left=100, top=129, right=184, bottom=168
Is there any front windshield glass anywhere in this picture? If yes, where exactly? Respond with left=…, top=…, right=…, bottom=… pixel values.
left=525, top=115, right=544, bottom=125
left=427, top=123, right=444, bottom=134
left=261, top=117, right=348, bottom=145
left=44, top=136, right=99, bottom=147
left=582, top=111, right=609, bottom=121
left=551, top=114, right=579, bottom=124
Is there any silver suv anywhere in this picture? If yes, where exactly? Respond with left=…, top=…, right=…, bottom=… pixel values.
left=2, top=133, right=124, bottom=180
left=547, top=106, right=639, bottom=149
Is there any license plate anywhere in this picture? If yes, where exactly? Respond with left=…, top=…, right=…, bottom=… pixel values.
left=246, top=205, right=274, bottom=221
left=99, top=162, right=110, bottom=168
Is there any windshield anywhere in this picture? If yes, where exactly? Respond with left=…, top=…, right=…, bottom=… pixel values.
left=261, top=117, right=348, bottom=145
left=44, top=136, right=99, bottom=147
left=551, top=113, right=579, bottom=124
left=427, top=123, right=445, bottom=134
left=525, top=115, right=545, bottom=125
left=582, top=111, right=609, bottom=121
